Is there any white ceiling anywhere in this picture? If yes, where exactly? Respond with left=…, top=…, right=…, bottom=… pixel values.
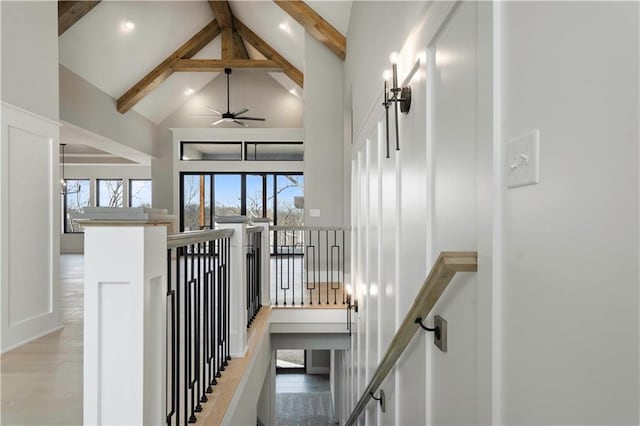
left=59, top=1, right=353, bottom=125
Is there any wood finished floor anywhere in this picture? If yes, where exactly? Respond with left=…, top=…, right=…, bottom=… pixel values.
left=1, top=254, right=83, bottom=426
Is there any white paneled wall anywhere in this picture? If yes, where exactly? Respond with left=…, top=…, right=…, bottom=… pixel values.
left=341, top=2, right=493, bottom=425
left=1, top=103, right=61, bottom=352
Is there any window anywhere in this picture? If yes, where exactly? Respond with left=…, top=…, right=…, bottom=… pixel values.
left=179, top=173, right=303, bottom=232
left=214, top=174, right=241, bottom=217
left=97, top=179, right=124, bottom=207
left=245, top=142, right=304, bottom=161
left=64, top=179, right=90, bottom=233
left=275, top=175, right=304, bottom=226
left=129, top=180, right=152, bottom=208
left=182, top=174, right=212, bottom=231
left=181, top=142, right=243, bottom=161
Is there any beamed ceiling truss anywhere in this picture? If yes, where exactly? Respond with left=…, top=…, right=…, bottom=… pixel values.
left=57, top=0, right=346, bottom=114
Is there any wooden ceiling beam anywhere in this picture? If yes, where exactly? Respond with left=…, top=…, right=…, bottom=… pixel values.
left=117, top=20, right=221, bottom=114
left=209, top=0, right=248, bottom=60
left=233, top=31, right=250, bottom=60
left=274, top=0, right=346, bottom=60
left=58, top=1, right=101, bottom=36
left=208, top=1, right=233, bottom=29
left=172, top=59, right=281, bottom=72
left=233, top=17, right=304, bottom=88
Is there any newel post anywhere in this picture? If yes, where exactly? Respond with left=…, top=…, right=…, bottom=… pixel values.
left=216, top=216, right=248, bottom=358
left=252, top=218, right=272, bottom=306
left=80, top=209, right=174, bottom=425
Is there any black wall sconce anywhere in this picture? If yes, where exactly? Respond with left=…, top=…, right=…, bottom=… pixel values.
left=346, top=291, right=358, bottom=336
left=383, top=52, right=412, bottom=158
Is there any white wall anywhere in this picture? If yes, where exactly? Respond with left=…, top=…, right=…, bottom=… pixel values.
left=304, top=33, right=344, bottom=227
left=59, top=65, right=157, bottom=158
left=498, top=2, right=639, bottom=424
left=0, top=1, right=61, bottom=352
left=1, top=1, right=59, bottom=122
left=60, top=164, right=151, bottom=254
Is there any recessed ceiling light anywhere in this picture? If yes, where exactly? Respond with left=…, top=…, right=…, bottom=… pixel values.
left=289, top=88, right=298, bottom=96
left=121, top=21, right=135, bottom=32
left=279, top=22, right=290, bottom=33
left=184, top=88, right=195, bottom=96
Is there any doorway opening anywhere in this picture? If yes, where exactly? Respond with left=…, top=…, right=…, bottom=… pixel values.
left=276, top=349, right=306, bottom=374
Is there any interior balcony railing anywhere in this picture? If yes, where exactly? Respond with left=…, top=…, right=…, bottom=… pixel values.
left=82, top=214, right=347, bottom=425
left=166, top=229, right=233, bottom=425
left=345, top=251, right=478, bottom=426
left=270, top=226, right=348, bottom=306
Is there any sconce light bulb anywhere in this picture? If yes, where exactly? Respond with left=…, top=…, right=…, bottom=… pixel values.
left=389, top=52, right=399, bottom=65
left=382, top=70, right=392, bottom=81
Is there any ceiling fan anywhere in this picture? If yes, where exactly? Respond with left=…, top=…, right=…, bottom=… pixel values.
left=197, top=68, right=266, bottom=127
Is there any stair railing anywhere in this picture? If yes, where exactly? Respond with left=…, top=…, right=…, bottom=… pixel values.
left=345, top=251, right=478, bottom=426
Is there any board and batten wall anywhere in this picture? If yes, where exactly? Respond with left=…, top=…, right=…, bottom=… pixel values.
left=0, top=1, right=62, bottom=352
left=340, top=1, right=640, bottom=425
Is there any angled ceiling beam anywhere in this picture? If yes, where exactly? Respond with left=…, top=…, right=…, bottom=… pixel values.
left=117, top=20, right=221, bottom=114
left=172, top=59, right=281, bottom=72
left=274, top=0, right=346, bottom=60
left=208, top=1, right=249, bottom=60
left=58, top=1, right=101, bottom=36
left=233, top=17, right=303, bottom=88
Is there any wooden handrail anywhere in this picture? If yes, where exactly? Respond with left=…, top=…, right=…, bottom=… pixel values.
left=166, top=228, right=234, bottom=249
left=345, top=251, right=478, bottom=426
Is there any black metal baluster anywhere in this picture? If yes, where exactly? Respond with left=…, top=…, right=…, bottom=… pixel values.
left=342, top=230, right=346, bottom=305
left=166, top=249, right=175, bottom=426
left=316, top=229, right=321, bottom=305
left=225, top=237, right=231, bottom=363
left=182, top=246, right=190, bottom=425
left=176, top=247, right=181, bottom=426
left=325, top=230, right=329, bottom=305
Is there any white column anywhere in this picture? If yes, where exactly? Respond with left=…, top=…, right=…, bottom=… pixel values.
left=252, top=218, right=272, bottom=306
left=216, top=216, right=248, bottom=358
left=83, top=222, right=168, bottom=425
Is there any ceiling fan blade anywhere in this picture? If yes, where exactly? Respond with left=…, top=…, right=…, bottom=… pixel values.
left=206, top=106, right=223, bottom=114
left=193, top=114, right=220, bottom=117
left=233, top=120, right=249, bottom=128
left=211, top=119, right=225, bottom=126
left=233, top=108, right=249, bottom=116
left=237, top=117, right=266, bottom=121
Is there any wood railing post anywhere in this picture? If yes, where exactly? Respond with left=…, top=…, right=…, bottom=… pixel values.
left=216, top=216, right=249, bottom=358
left=251, top=218, right=272, bottom=306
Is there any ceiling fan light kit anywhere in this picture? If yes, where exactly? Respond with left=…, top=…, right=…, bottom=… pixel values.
left=198, top=68, right=266, bottom=127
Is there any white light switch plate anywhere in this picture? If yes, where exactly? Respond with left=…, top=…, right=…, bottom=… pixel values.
left=310, top=209, right=321, bottom=217
left=507, top=130, right=540, bottom=188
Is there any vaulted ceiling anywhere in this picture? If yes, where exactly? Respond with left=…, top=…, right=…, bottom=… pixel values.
left=58, top=1, right=352, bottom=125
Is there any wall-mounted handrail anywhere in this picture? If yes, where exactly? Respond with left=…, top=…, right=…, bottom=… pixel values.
left=345, top=251, right=478, bottom=426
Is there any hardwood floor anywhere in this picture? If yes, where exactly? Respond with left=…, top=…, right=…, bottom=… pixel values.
left=0, top=255, right=83, bottom=426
